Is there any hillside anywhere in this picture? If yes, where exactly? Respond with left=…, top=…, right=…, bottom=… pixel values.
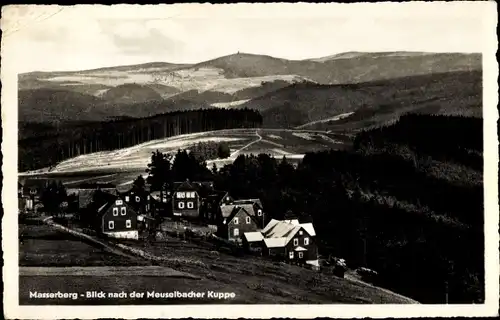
left=241, top=70, right=481, bottom=129
left=18, top=51, right=481, bottom=124
left=196, top=52, right=480, bottom=84
left=100, top=83, right=163, bottom=104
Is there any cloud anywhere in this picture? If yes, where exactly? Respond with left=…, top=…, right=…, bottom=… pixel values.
left=98, top=19, right=186, bottom=56
left=3, top=3, right=488, bottom=73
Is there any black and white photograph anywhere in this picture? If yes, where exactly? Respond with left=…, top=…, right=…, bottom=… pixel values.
left=2, top=2, right=498, bottom=319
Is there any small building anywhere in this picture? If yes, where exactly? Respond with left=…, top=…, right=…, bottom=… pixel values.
left=96, top=194, right=139, bottom=240
left=231, top=198, right=266, bottom=229
left=18, top=178, right=49, bottom=211
left=170, top=180, right=214, bottom=219
left=244, top=219, right=319, bottom=268
left=120, top=188, right=153, bottom=216
left=75, top=183, right=117, bottom=210
left=217, top=204, right=261, bottom=243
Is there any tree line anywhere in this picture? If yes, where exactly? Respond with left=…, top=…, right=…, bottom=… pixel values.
left=18, top=108, right=262, bottom=171
left=144, top=113, right=483, bottom=304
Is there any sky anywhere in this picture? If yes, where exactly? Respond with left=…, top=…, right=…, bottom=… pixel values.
left=1, top=3, right=491, bottom=73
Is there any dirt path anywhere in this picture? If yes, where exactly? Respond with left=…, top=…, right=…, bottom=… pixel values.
left=229, top=130, right=262, bottom=157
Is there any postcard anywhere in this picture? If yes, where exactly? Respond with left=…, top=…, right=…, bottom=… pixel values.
left=2, top=2, right=498, bottom=319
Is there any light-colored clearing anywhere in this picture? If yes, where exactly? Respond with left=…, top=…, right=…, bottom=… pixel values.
left=292, top=132, right=316, bottom=141
left=267, top=134, right=283, bottom=140
left=210, top=99, right=250, bottom=108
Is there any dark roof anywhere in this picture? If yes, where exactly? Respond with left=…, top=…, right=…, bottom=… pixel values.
left=232, top=198, right=263, bottom=208
left=74, top=182, right=116, bottom=190
left=225, top=205, right=260, bottom=225
left=79, top=188, right=119, bottom=209
left=173, top=180, right=215, bottom=198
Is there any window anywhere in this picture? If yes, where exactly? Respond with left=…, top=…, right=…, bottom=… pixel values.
left=147, top=195, right=150, bottom=200
left=177, top=192, right=185, bottom=199
left=178, top=202, right=185, bottom=209
left=113, top=208, right=119, bottom=216
left=108, top=221, right=114, bottom=229
left=233, top=217, right=239, bottom=224
left=298, top=252, right=303, bottom=258
left=246, top=216, right=251, bottom=224
left=304, top=237, right=309, bottom=245
left=233, top=228, right=239, bottom=236
left=190, top=192, right=196, bottom=198
left=293, top=238, right=299, bottom=246
left=187, top=202, right=194, bottom=209
left=125, top=196, right=130, bottom=202
left=299, top=230, right=303, bottom=235
left=115, top=200, right=123, bottom=205
left=257, top=209, right=262, bottom=216
left=289, top=251, right=294, bottom=259
left=120, top=207, right=127, bottom=215
left=126, top=219, right=131, bottom=228
left=135, top=196, right=141, bottom=202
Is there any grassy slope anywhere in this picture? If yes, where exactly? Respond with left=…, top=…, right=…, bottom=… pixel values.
left=18, top=220, right=415, bottom=304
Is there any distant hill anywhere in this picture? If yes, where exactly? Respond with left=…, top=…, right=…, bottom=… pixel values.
left=196, top=52, right=481, bottom=84
left=18, top=51, right=481, bottom=126
left=18, top=89, right=107, bottom=122
left=240, top=70, right=482, bottom=130
left=101, top=83, right=163, bottom=104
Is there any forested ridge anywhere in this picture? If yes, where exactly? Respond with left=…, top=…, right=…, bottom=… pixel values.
left=144, top=113, right=484, bottom=304
left=18, top=108, right=262, bottom=171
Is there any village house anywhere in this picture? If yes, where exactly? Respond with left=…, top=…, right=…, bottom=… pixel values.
left=243, top=219, right=319, bottom=269
left=74, top=182, right=118, bottom=211
left=170, top=180, right=214, bottom=219
left=18, top=179, right=49, bottom=212
left=120, top=187, right=158, bottom=233
left=217, top=203, right=262, bottom=243
left=94, top=193, right=139, bottom=240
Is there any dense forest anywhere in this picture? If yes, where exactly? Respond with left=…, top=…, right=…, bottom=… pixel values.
left=18, top=108, right=262, bottom=171
left=144, top=113, right=484, bottom=304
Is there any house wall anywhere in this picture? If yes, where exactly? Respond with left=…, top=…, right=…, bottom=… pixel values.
left=102, top=201, right=138, bottom=233
left=265, top=246, right=286, bottom=258
left=227, top=209, right=259, bottom=242
left=104, top=230, right=139, bottom=240
left=172, top=190, right=200, bottom=218
left=252, top=203, right=266, bottom=229
left=284, top=228, right=318, bottom=263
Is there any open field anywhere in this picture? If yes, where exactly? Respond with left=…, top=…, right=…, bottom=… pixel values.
left=19, top=221, right=147, bottom=267
left=19, top=128, right=351, bottom=186
left=18, top=216, right=416, bottom=305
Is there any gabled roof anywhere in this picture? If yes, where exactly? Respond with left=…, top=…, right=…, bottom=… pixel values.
left=243, top=231, right=264, bottom=242
left=173, top=180, right=215, bottom=197
left=261, top=219, right=317, bottom=248
left=300, top=223, right=316, bottom=236
left=264, top=237, right=288, bottom=248
left=294, top=246, right=308, bottom=252
left=220, top=204, right=237, bottom=218
left=226, top=205, right=260, bottom=225
left=232, top=198, right=263, bottom=208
